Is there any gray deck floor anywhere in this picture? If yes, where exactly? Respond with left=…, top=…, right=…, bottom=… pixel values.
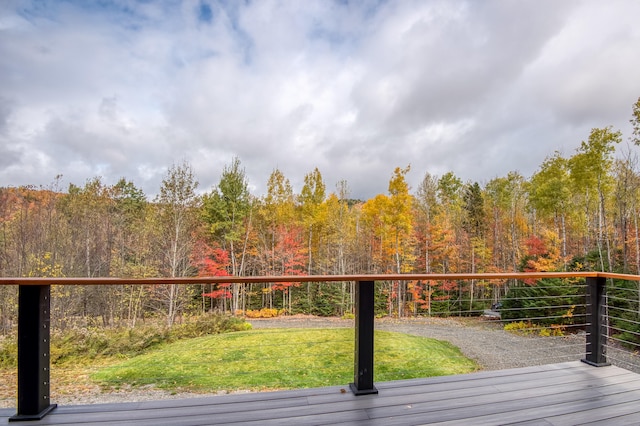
left=2, top=361, right=640, bottom=425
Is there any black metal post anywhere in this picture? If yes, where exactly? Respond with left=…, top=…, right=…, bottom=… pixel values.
left=582, top=276, right=610, bottom=367
left=350, top=280, right=378, bottom=395
left=10, top=285, right=57, bottom=421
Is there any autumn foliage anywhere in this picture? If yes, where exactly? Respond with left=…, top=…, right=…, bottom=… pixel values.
left=2, top=98, right=640, bottom=325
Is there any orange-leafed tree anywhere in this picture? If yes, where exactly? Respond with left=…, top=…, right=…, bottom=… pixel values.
left=387, top=166, right=415, bottom=316
left=256, top=168, right=301, bottom=310
left=361, top=166, right=415, bottom=316
left=298, top=167, right=326, bottom=275
left=521, top=230, right=563, bottom=283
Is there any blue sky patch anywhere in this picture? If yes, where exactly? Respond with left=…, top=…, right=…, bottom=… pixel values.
left=198, top=1, right=213, bottom=24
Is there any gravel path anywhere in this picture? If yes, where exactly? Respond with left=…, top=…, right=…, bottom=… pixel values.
left=249, top=316, right=586, bottom=371
left=3, top=316, right=638, bottom=408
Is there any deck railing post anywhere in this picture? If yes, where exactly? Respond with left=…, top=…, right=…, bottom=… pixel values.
left=582, top=276, right=610, bottom=367
left=350, top=280, right=378, bottom=395
left=9, top=285, right=57, bottom=421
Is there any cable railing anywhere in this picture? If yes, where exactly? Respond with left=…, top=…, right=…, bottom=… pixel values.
left=1, top=272, right=639, bottom=421
left=603, top=280, right=640, bottom=373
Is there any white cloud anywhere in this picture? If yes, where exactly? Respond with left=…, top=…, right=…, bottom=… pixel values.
left=1, top=0, right=639, bottom=199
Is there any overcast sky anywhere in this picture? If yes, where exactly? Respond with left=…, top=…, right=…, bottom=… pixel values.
left=1, top=0, right=640, bottom=200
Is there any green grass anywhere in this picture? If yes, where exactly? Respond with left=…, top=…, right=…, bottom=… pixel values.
left=92, top=328, right=478, bottom=392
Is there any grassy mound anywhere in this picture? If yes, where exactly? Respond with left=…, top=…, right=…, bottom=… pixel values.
left=92, top=328, right=478, bottom=392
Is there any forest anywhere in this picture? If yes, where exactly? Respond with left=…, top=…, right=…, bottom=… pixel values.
left=1, top=97, right=640, bottom=332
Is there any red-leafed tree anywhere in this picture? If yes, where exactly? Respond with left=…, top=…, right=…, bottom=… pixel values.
left=521, top=231, right=563, bottom=284
left=192, top=240, right=232, bottom=312
left=202, top=157, right=253, bottom=314
left=271, top=225, right=306, bottom=313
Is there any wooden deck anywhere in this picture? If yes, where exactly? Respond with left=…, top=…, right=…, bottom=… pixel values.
left=2, top=361, right=640, bottom=425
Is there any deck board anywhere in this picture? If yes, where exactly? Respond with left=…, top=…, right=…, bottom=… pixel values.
left=2, top=362, right=640, bottom=425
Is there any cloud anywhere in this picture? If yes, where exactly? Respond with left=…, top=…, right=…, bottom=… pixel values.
left=1, top=0, right=639, bottom=199
left=0, top=96, right=14, bottom=135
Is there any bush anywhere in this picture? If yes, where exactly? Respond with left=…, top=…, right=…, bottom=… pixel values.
left=504, top=321, right=565, bottom=337
left=48, top=326, right=158, bottom=363
left=172, top=314, right=252, bottom=338
left=0, top=336, right=16, bottom=368
left=0, top=313, right=252, bottom=368
left=504, top=321, right=536, bottom=336
left=539, top=324, right=566, bottom=337
left=244, top=308, right=284, bottom=318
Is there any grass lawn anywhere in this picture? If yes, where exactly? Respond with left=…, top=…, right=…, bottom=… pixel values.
left=92, top=328, right=478, bottom=392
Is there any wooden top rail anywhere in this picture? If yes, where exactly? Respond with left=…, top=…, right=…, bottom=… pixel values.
left=1, top=271, right=638, bottom=286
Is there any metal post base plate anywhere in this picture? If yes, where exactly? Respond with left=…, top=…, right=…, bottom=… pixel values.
left=581, top=358, right=611, bottom=367
left=9, top=404, right=57, bottom=422
left=349, top=382, right=378, bottom=396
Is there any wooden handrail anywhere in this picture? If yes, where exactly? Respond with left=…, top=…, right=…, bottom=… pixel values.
left=596, top=272, right=640, bottom=281
left=0, top=271, right=622, bottom=286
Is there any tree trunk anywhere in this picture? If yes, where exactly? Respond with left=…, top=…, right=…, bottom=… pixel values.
left=635, top=204, right=640, bottom=275
left=561, top=212, right=567, bottom=271
left=470, top=246, right=475, bottom=312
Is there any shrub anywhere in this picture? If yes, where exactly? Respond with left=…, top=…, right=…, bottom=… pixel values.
left=504, top=321, right=536, bottom=336
left=539, top=324, right=566, bottom=337
left=244, top=308, right=284, bottom=318
left=0, top=313, right=252, bottom=368
left=0, top=337, right=16, bottom=368
left=172, top=314, right=251, bottom=338
left=504, top=320, right=565, bottom=337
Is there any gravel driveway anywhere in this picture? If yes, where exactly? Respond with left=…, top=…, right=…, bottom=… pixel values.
left=249, top=316, right=587, bottom=371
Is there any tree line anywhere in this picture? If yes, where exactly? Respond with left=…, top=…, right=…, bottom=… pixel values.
left=1, top=97, right=640, bottom=331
